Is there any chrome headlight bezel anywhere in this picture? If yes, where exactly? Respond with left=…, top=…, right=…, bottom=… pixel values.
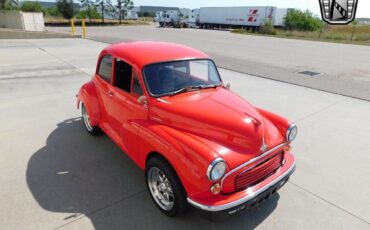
left=286, top=124, right=298, bottom=143
left=207, top=158, right=226, bottom=182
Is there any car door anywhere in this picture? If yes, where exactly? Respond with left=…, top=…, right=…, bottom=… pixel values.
left=94, top=54, right=113, bottom=126
left=108, top=58, right=148, bottom=155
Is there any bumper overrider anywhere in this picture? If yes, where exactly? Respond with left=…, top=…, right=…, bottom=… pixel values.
left=187, top=152, right=295, bottom=215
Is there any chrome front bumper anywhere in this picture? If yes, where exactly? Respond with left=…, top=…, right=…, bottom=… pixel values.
left=187, top=160, right=295, bottom=213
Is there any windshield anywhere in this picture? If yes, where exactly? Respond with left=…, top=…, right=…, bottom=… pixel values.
left=143, top=59, right=222, bottom=97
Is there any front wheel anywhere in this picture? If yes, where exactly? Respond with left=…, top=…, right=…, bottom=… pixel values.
left=81, top=103, right=100, bottom=135
left=146, top=157, right=187, bottom=217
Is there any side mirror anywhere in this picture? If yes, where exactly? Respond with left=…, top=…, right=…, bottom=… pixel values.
left=225, top=83, right=231, bottom=90
left=137, top=95, right=147, bottom=105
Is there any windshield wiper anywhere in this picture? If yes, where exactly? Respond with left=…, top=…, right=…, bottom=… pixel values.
left=170, top=87, right=189, bottom=96
left=195, top=83, right=221, bottom=89
left=169, top=84, right=221, bottom=97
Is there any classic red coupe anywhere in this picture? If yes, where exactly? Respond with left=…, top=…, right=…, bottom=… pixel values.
left=77, top=42, right=297, bottom=217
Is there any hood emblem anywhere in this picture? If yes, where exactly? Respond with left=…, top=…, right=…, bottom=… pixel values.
left=260, top=136, right=268, bottom=152
left=244, top=113, right=261, bottom=128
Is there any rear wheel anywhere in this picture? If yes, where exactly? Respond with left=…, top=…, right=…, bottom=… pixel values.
left=146, top=156, right=187, bottom=217
left=81, top=103, right=100, bottom=135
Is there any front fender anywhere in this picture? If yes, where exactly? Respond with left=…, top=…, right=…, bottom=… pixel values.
left=136, top=120, right=222, bottom=199
left=77, top=81, right=100, bottom=126
left=256, top=107, right=292, bottom=141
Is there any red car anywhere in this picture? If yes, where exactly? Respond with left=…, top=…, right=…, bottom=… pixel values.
left=77, top=42, right=297, bottom=217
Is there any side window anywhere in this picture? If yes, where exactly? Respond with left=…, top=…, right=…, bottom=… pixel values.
left=97, top=55, right=112, bottom=82
left=115, top=59, right=132, bottom=92
left=132, top=71, right=143, bottom=96
left=114, top=59, right=143, bottom=97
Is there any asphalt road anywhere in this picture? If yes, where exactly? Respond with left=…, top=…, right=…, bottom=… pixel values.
left=47, top=25, right=370, bottom=101
left=0, top=39, right=370, bottom=230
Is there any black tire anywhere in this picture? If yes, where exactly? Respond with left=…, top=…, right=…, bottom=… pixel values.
left=81, top=103, right=100, bottom=135
left=146, top=156, right=188, bottom=217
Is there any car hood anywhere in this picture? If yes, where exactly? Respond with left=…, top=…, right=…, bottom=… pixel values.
left=149, top=87, right=284, bottom=167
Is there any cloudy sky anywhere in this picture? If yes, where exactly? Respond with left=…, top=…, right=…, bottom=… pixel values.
left=132, top=0, right=370, bottom=18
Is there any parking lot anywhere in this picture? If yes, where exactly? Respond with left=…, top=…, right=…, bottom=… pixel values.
left=0, top=37, right=370, bottom=230
left=48, top=25, right=370, bottom=101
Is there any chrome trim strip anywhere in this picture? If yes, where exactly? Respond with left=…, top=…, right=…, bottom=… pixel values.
left=151, top=117, right=162, bottom=122
left=187, top=160, right=295, bottom=212
left=286, top=124, right=297, bottom=143
left=220, top=143, right=287, bottom=187
left=206, top=158, right=225, bottom=181
left=156, top=98, right=171, bottom=104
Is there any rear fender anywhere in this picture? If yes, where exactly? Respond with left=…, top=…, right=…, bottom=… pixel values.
left=77, top=81, right=100, bottom=126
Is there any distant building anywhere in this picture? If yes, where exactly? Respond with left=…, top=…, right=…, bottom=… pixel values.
left=134, top=5, right=179, bottom=16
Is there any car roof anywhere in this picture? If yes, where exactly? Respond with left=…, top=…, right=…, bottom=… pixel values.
left=104, top=41, right=210, bottom=69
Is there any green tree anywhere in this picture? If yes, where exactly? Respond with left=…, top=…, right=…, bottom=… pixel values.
left=1, top=0, right=18, bottom=9
left=79, top=0, right=96, bottom=22
left=21, top=1, right=43, bottom=12
left=95, top=0, right=113, bottom=24
left=57, top=0, right=77, bottom=20
left=285, top=9, right=323, bottom=31
left=76, top=7, right=101, bottom=19
left=115, top=0, right=133, bottom=24
left=0, top=0, right=7, bottom=9
left=259, top=20, right=276, bottom=35
left=46, top=6, right=61, bottom=16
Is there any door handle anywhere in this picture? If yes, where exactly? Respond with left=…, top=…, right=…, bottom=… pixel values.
left=108, top=90, right=113, bottom=97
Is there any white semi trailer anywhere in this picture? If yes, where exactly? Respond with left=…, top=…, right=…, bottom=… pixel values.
left=274, top=8, right=294, bottom=27
left=197, top=6, right=277, bottom=30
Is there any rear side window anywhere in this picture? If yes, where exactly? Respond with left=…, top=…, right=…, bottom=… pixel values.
left=98, top=55, right=112, bottom=82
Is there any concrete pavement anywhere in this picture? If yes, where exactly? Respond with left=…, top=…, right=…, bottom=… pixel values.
left=0, top=28, right=80, bottom=39
left=48, top=26, right=370, bottom=101
left=0, top=39, right=369, bottom=230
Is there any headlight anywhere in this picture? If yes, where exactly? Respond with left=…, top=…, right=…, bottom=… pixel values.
left=207, top=158, right=226, bottom=181
left=286, top=124, right=298, bottom=142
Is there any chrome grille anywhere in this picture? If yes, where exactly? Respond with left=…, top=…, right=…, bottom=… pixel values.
left=234, top=152, right=284, bottom=192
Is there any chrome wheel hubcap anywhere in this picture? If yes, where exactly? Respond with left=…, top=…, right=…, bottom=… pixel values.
left=148, top=167, right=174, bottom=211
left=82, top=105, right=93, bottom=131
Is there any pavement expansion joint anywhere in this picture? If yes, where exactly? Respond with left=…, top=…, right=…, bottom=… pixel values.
left=294, top=98, right=349, bottom=123
left=288, top=181, right=370, bottom=225
left=53, top=189, right=147, bottom=230
left=26, top=41, right=92, bottom=77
